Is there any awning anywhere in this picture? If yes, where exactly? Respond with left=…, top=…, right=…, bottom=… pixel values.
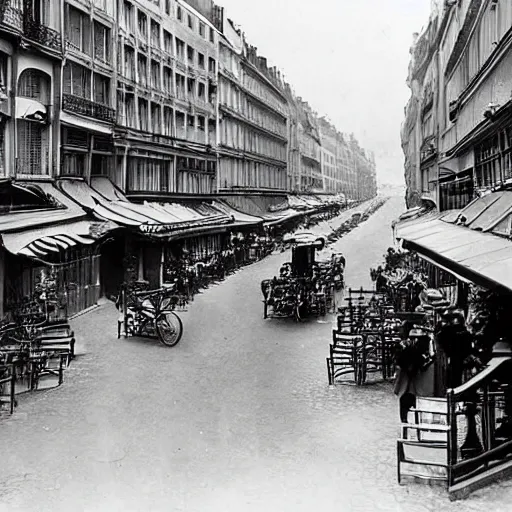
left=212, top=201, right=263, bottom=226
left=60, top=111, right=113, bottom=135
left=1, top=219, right=113, bottom=259
left=15, top=97, right=47, bottom=121
left=396, top=215, right=512, bottom=292
left=0, top=181, right=87, bottom=234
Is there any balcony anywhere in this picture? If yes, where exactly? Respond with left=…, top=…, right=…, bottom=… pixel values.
left=63, top=94, right=115, bottom=123
left=1, top=1, right=23, bottom=33
left=23, top=17, right=61, bottom=52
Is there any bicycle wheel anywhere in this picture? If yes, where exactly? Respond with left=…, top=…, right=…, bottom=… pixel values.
left=156, top=311, right=183, bottom=347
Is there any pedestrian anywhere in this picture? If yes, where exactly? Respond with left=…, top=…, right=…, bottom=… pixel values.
left=394, top=327, right=435, bottom=422
left=434, top=308, right=475, bottom=397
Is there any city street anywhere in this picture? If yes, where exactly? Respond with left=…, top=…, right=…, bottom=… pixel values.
left=2, top=194, right=511, bottom=512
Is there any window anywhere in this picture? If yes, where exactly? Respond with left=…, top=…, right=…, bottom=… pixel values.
left=138, top=98, right=148, bottom=131
left=123, top=1, right=134, bottom=31
left=17, top=121, right=49, bottom=175
left=198, top=82, right=205, bottom=100
left=93, top=21, right=110, bottom=62
left=150, top=19, right=160, bottom=47
left=18, top=69, right=51, bottom=103
left=187, top=77, right=196, bottom=97
left=177, top=6, right=182, bottom=21
left=163, top=30, right=173, bottom=54
left=150, top=60, right=160, bottom=88
left=93, top=73, right=110, bottom=104
left=208, top=57, right=216, bottom=73
left=63, top=62, right=91, bottom=98
left=165, top=0, right=171, bottom=15
left=126, top=93, right=135, bottom=127
left=124, top=45, right=135, bottom=80
left=128, top=157, right=169, bottom=192
left=163, top=106, right=173, bottom=136
left=176, top=38, right=185, bottom=60
left=209, top=27, right=214, bottom=43
left=67, top=6, right=91, bottom=54
left=138, top=11, right=147, bottom=41
left=163, top=66, right=172, bottom=94
left=199, top=22, right=205, bottom=37
left=187, top=14, right=193, bottom=29
left=151, top=102, right=161, bottom=133
left=175, top=73, right=185, bottom=99
left=137, top=54, right=147, bottom=87
left=198, top=52, right=205, bottom=69
left=187, top=45, right=194, bottom=63
left=197, top=115, right=205, bottom=132
left=176, top=111, right=185, bottom=137
left=187, top=114, right=195, bottom=130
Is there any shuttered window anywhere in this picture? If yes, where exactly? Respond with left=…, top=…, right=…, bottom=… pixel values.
left=93, top=21, right=110, bottom=62
left=18, top=69, right=50, bottom=103
left=17, top=120, right=49, bottom=175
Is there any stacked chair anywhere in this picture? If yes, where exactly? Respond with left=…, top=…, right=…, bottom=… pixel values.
left=0, top=300, right=75, bottom=415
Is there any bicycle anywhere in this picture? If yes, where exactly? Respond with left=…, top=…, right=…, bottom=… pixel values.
left=117, top=284, right=186, bottom=347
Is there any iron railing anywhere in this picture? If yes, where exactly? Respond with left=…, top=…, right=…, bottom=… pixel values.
left=23, top=17, right=61, bottom=51
left=63, top=94, right=115, bottom=123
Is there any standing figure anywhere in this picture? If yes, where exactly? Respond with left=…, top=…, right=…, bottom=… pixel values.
left=394, top=327, right=435, bottom=422
left=434, top=308, right=474, bottom=397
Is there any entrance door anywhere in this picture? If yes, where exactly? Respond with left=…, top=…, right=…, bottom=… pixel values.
left=100, top=236, right=125, bottom=300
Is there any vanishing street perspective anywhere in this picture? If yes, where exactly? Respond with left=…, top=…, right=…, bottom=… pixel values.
left=2, top=0, right=512, bottom=510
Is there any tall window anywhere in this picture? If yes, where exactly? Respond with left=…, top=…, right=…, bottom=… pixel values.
left=163, top=106, right=173, bottom=136
left=67, top=6, right=91, bottom=54
left=138, top=11, right=147, bottom=41
left=198, top=52, right=205, bottom=69
left=187, top=45, right=194, bottom=64
left=126, top=93, right=135, bottom=127
left=124, top=45, right=135, bottom=80
left=123, top=1, right=134, bottom=31
left=93, top=73, right=110, bottom=104
left=163, top=66, right=172, bottom=94
left=137, top=54, right=147, bottom=87
left=93, top=21, right=110, bottom=62
left=18, top=69, right=51, bottom=103
left=63, top=62, right=91, bottom=98
left=176, top=38, right=185, bottom=60
left=163, top=30, right=173, bottom=54
left=138, top=98, right=148, bottom=131
left=17, top=122, right=49, bottom=175
left=151, top=102, right=161, bottom=133
left=150, top=19, right=160, bottom=47
left=150, top=60, right=160, bottom=89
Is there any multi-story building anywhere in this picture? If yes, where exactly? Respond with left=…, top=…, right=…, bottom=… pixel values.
left=217, top=18, right=288, bottom=212
left=297, top=99, right=322, bottom=193
left=113, top=0, right=220, bottom=198
left=402, top=0, right=512, bottom=211
left=318, top=117, right=337, bottom=193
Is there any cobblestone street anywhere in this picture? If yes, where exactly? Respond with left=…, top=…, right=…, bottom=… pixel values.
left=2, top=195, right=512, bottom=511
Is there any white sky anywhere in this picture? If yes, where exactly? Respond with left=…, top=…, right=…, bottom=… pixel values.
left=217, top=0, right=433, bottom=186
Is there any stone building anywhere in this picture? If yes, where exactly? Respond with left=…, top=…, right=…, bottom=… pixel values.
left=217, top=17, right=289, bottom=213
left=402, top=0, right=512, bottom=211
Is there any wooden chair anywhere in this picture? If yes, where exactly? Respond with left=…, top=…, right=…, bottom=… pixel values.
left=397, top=397, right=450, bottom=486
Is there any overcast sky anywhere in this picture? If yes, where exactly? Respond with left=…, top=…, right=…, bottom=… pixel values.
left=218, top=0, right=432, bottom=186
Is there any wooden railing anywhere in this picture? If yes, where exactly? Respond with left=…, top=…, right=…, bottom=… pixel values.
left=447, top=355, right=512, bottom=498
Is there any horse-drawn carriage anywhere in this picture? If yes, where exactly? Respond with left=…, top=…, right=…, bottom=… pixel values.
left=261, top=233, right=345, bottom=321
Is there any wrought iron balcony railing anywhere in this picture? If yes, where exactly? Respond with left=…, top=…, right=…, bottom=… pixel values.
left=1, top=1, right=23, bottom=32
left=63, top=94, right=115, bottom=123
left=23, top=17, right=61, bottom=52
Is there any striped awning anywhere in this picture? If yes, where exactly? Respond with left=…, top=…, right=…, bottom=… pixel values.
left=1, top=219, right=106, bottom=259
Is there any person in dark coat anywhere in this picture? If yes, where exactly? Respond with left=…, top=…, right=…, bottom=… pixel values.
left=434, top=309, right=474, bottom=397
left=394, top=327, right=435, bottom=422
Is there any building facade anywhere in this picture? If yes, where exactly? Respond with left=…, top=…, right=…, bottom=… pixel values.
left=217, top=19, right=288, bottom=196
left=403, top=0, right=512, bottom=211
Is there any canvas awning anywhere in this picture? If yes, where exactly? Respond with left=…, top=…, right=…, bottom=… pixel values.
left=1, top=219, right=115, bottom=259
left=395, top=214, right=512, bottom=292
left=60, top=111, right=113, bottom=135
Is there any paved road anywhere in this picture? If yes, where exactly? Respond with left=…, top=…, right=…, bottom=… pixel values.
left=2, top=195, right=512, bottom=511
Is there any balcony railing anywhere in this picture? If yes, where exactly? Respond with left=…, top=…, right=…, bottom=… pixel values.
left=1, top=1, right=23, bottom=32
left=23, top=17, right=61, bottom=52
left=63, top=94, right=115, bottom=123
